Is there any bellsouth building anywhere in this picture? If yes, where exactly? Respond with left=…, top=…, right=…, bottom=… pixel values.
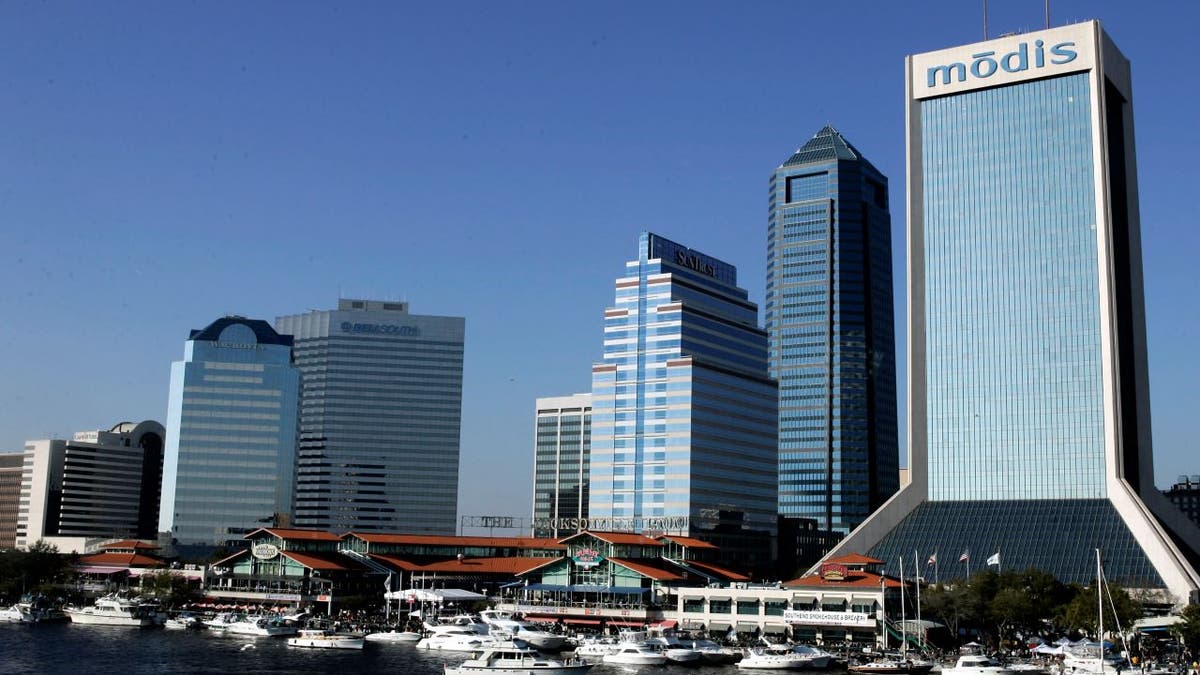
left=587, top=233, right=778, bottom=568
left=276, top=299, right=465, bottom=535
left=822, top=21, right=1200, bottom=601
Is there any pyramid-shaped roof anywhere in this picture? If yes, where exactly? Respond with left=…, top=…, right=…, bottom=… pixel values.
left=781, top=125, right=862, bottom=166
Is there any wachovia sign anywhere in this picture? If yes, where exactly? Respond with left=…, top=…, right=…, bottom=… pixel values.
left=910, top=22, right=1096, bottom=100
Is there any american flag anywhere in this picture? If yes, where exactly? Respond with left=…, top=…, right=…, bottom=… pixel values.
left=959, top=550, right=969, bottom=562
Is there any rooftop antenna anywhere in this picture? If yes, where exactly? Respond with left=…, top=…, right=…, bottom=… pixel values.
left=1045, top=0, right=1050, bottom=28
left=983, top=0, right=989, bottom=39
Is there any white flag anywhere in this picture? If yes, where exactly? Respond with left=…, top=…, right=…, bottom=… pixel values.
left=986, top=552, right=1000, bottom=567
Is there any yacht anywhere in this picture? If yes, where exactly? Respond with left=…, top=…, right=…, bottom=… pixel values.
left=602, top=642, right=669, bottom=666
left=573, top=636, right=618, bottom=659
left=688, top=638, right=743, bottom=665
left=445, top=644, right=595, bottom=674
left=416, top=625, right=497, bottom=652
left=849, top=657, right=937, bottom=675
left=943, top=654, right=1018, bottom=675
left=0, top=604, right=33, bottom=623
left=164, top=612, right=205, bottom=630
left=364, top=627, right=424, bottom=643
left=792, top=644, right=835, bottom=669
left=205, top=612, right=297, bottom=637
left=638, top=632, right=703, bottom=665
left=63, top=594, right=158, bottom=627
left=479, top=610, right=570, bottom=652
left=287, top=628, right=365, bottom=650
left=738, top=644, right=816, bottom=670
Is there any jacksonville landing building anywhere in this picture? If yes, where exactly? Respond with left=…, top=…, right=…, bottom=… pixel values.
left=823, top=21, right=1200, bottom=602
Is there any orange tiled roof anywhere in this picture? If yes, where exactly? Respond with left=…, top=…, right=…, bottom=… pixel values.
left=608, top=557, right=684, bottom=581
left=656, top=535, right=717, bottom=549
left=825, top=553, right=883, bottom=565
left=346, top=532, right=565, bottom=550
left=245, top=527, right=342, bottom=541
left=278, top=550, right=352, bottom=571
left=682, top=559, right=751, bottom=582
left=783, top=570, right=902, bottom=589
left=103, top=539, right=158, bottom=550
left=564, top=531, right=663, bottom=546
left=77, top=552, right=164, bottom=567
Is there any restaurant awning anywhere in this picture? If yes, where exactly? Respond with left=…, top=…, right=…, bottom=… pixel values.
left=563, top=618, right=601, bottom=625
left=709, top=621, right=731, bottom=630
left=76, top=566, right=127, bottom=575
left=764, top=624, right=789, bottom=634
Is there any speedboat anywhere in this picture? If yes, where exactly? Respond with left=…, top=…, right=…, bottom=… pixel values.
left=850, top=657, right=936, bottom=675
left=164, top=612, right=205, bottom=630
left=287, top=628, right=365, bottom=650
left=602, top=642, right=669, bottom=666
left=479, top=610, right=570, bottom=652
left=0, top=605, right=33, bottom=623
left=792, top=644, right=834, bottom=669
left=738, top=645, right=816, bottom=670
left=205, top=612, right=297, bottom=637
left=573, top=636, right=618, bottom=658
left=641, top=634, right=703, bottom=665
left=364, top=627, right=424, bottom=643
left=63, top=594, right=158, bottom=627
left=943, top=654, right=1018, bottom=675
left=429, top=614, right=491, bottom=635
left=445, top=644, right=595, bottom=674
left=417, top=625, right=497, bottom=652
left=688, top=638, right=743, bottom=665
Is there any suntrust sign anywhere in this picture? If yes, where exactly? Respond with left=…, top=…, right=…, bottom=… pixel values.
left=911, top=21, right=1096, bottom=100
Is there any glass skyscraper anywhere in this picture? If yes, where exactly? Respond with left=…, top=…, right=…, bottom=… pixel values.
left=767, top=126, right=899, bottom=534
left=588, top=233, right=778, bottom=563
left=824, top=21, right=1200, bottom=600
left=531, top=393, right=591, bottom=538
left=160, top=317, right=299, bottom=546
left=275, top=299, right=465, bottom=534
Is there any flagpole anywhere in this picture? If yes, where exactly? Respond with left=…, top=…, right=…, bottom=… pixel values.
left=935, top=550, right=939, bottom=586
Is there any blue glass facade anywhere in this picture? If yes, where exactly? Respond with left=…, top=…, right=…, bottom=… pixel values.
left=588, top=233, right=778, bottom=550
left=161, top=317, right=300, bottom=546
left=275, top=300, right=465, bottom=535
left=767, top=127, right=899, bottom=534
left=921, top=74, right=1105, bottom=502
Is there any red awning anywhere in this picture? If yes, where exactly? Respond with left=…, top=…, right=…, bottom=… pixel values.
left=606, top=620, right=645, bottom=627
left=653, top=619, right=678, bottom=629
left=563, top=618, right=601, bottom=625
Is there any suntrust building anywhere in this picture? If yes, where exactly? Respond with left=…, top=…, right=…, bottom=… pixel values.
left=822, top=21, right=1200, bottom=601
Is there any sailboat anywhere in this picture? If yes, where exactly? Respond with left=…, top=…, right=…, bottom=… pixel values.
left=1062, top=550, right=1126, bottom=675
left=850, top=558, right=935, bottom=675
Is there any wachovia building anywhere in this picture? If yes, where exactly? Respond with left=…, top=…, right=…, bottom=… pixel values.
left=821, top=21, right=1200, bottom=602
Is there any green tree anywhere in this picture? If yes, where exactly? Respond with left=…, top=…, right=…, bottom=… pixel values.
left=1058, top=582, right=1141, bottom=639
left=1172, top=604, right=1200, bottom=654
left=0, top=541, right=74, bottom=600
left=138, top=570, right=202, bottom=609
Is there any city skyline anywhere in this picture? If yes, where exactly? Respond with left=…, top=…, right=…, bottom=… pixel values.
left=2, top=2, right=1198, bottom=524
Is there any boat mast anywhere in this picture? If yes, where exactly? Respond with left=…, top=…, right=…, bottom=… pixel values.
left=1096, top=549, right=1103, bottom=664
left=880, top=575, right=888, bottom=651
left=900, top=556, right=907, bottom=656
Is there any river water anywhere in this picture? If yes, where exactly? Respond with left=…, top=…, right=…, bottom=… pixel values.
left=0, top=622, right=772, bottom=674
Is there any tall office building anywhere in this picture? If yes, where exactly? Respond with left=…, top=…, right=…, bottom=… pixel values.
left=17, top=421, right=164, bottom=550
left=588, top=233, right=778, bottom=565
left=160, top=317, right=300, bottom=547
left=0, top=453, right=22, bottom=549
left=532, top=393, right=592, bottom=538
left=824, top=21, right=1200, bottom=600
left=767, top=126, right=899, bottom=535
left=276, top=299, right=465, bottom=534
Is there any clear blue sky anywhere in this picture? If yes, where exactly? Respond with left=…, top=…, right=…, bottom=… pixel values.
left=2, top=1, right=1197, bottom=524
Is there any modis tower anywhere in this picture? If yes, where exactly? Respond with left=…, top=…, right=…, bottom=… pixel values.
left=820, top=21, right=1200, bottom=602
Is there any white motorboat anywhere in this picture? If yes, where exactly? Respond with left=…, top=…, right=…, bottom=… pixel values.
left=738, top=645, right=816, bottom=670
left=429, top=614, right=491, bottom=635
left=943, top=654, right=1018, bottom=675
left=0, top=605, right=33, bottom=623
left=639, top=632, right=703, bottom=665
left=205, top=612, right=297, bottom=637
left=792, top=644, right=834, bottom=669
left=688, top=638, right=743, bottom=665
left=63, top=594, right=158, bottom=627
left=849, top=657, right=936, bottom=675
left=287, top=628, right=365, bottom=650
left=479, top=610, right=570, bottom=652
left=365, top=627, right=424, bottom=643
left=573, top=636, right=618, bottom=658
left=444, top=644, right=595, bottom=674
left=164, top=612, right=205, bottom=630
left=602, top=642, right=669, bottom=666
left=417, top=625, right=497, bottom=652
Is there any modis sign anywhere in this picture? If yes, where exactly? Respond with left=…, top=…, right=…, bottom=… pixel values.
left=911, top=21, right=1095, bottom=100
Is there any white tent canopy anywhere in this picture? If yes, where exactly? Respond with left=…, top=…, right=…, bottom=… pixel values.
left=384, top=588, right=487, bottom=602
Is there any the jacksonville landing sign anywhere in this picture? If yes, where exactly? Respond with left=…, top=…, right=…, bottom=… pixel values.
left=533, top=516, right=690, bottom=533
left=910, top=21, right=1097, bottom=100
